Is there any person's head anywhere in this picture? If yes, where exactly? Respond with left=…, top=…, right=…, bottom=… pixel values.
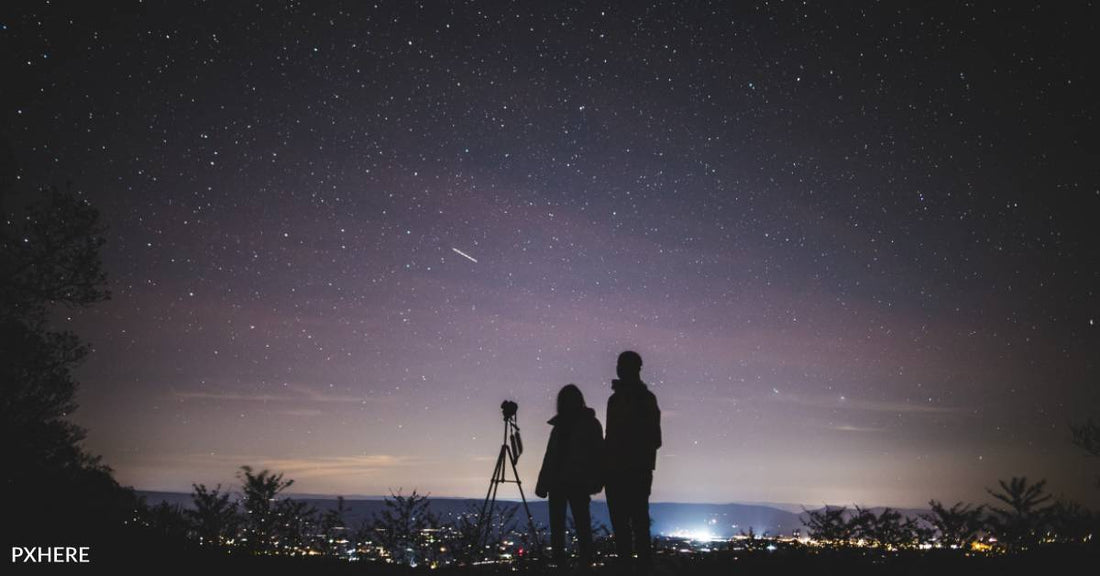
left=557, top=383, right=586, bottom=416
left=617, top=350, right=643, bottom=380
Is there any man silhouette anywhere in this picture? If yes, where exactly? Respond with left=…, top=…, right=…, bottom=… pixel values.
left=604, top=350, right=661, bottom=573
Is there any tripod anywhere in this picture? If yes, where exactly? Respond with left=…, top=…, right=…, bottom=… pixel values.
left=475, top=411, right=543, bottom=559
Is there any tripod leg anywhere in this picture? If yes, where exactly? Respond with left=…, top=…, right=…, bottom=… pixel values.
left=476, top=444, right=509, bottom=552
left=476, top=448, right=501, bottom=530
left=485, top=445, right=508, bottom=548
left=507, top=445, right=544, bottom=558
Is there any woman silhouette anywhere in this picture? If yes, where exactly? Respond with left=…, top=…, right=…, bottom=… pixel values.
left=535, top=384, right=605, bottom=567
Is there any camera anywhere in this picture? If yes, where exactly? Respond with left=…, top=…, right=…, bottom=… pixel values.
left=500, top=400, right=518, bottom=421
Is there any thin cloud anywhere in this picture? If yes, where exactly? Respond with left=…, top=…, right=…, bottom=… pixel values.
left=161, top=452, right=416, bottom=479
left=256, top=455, right=414, bottom=480
left=830, top=424, right=887, bottom=433
left=767, top=392, right=959, bottom=415
left=262, top=408, right=324, bottom=417
left=173, top=382, right=379, bottom=404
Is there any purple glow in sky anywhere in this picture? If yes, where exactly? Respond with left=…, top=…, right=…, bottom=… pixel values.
left=4, top=1, right=1098, bottom=508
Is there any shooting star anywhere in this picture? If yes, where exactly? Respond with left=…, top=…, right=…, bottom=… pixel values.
left=451, top=247, right=478, bottom=264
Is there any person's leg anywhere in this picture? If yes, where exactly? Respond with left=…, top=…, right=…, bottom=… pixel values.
left=549, top=491, right=567, bottom=563
left=633, top=471, right=654, bottom=568
left=605, top=481, right=633, bottom=568
left=570, top=491, right=593, bottom=565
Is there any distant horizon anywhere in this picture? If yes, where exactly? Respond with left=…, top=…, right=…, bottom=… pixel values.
left=127, top=486, right=1008, bottom=512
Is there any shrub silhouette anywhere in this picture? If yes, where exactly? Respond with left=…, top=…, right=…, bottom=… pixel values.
left=237, top=465, right=314, bottom=555
left=986, top=476, right=1053, bottom=550
left=318, top=495, right=353, bottom=557
left=1071, top=418, right=1100, bottom=488
left=851, top=507, right=926, bottom=549
left=921, top=500, right=985, bottom=549
left=372, top=489, right=439, bottom=567
left=188, top=483, right=239, bottom=548
left=802, top=505, right=854, bottom=545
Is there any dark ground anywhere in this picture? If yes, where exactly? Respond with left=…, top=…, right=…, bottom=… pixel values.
left=77, top=544, right=1098, bottom=575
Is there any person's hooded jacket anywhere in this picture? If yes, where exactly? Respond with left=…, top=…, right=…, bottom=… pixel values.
left=604, top=378, right=661, bottom=476
left=536, top=406, right=605, bottom=496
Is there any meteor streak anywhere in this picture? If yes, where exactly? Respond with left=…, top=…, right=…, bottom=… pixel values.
left=451, top=247, right=478, bottom=263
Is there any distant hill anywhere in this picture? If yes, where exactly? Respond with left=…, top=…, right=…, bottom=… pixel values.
left=137, top=491, right=854, bottom=537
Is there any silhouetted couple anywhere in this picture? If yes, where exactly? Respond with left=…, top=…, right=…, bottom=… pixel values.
left=536, top=351, right=662, bottom=573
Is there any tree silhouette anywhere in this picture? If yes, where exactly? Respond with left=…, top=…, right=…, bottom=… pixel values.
left=275, top=497, right=317, bottom=554
left=143, top=501, right=192, bottom=543
left=589, top=518, right=614, bottom=558
left=372, top=489, right=439, bottom=567
left=1, top=186, right=109, bottom=318
left=847, top=506, right=876, bottom=544
left=986, top=476, right=1053, bottom=549
left=1071, top=418, right=1100, bottom=487
left=1045, top=500, right=1094, bottom=545
left=237, top=465, right=310, bottom=555
left=1, top=185, right=135, bottom=540
left=802, top=505, right=854, bottom=545
left=447, top=504, right=486, bottom=565
left=481, top=502, right=520, bottom=551
left=921, top=500, right=985, bottom=549
left=352, top=516, right=377, bottom=560
left=516, top=514, right=547, bottom=562
left=1071, top=418, right=1100, bottom=457
left=562, top=513, right=609, bottom=560
left=188, top=483, right=239, bottom=548
left=852, top=507, right=922, bottom=549
left=735, top=526, right=771, bottom=551
left=318, top=496, right=353, bottom=557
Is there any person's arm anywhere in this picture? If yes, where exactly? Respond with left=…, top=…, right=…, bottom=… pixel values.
left=535, top=428, right=556, bottom=498
left=604, top=395, right=615, bottom=447
left=652, top=394, right=662, bottom=450
left=591, top=418, right=606, bottom=494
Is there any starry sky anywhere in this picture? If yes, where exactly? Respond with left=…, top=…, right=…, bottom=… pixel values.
left=3, top=1, right=1098, bottom=508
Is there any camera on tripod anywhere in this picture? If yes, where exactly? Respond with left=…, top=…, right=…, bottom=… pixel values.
left=500, top=400, right=523, bottom=458
left=475, top=399, right=541, bottom=556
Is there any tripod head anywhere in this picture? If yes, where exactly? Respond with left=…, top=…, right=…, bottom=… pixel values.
left=499, top=400, right=524, bottom=460
left=500, top=400, right=518, bottom=421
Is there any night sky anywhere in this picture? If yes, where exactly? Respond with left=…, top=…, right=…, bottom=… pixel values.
left=3, top=1, right=1098, bottom=508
